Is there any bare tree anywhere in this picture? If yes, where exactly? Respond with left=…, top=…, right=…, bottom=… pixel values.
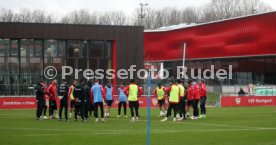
left=98, top=12, right=112, bottom=25
left=0, top=8, right=14, bottom=22
left=181, top=7, right=199, bottom=24
left=110, top=11, right=128, bottom=25
left=71, top=9, right=93, bottom=24
left=0, top=0, right=272, bottom=29
left=167, top=7, right=182, bottom=25
left=199, top=0, right=272, bottom=22
left=60, top=9, right=97, bottom=24
left=31, top=10, right=46, bottom=23
left=45, top=13, right=57, bottom=23
left=13, top=8, right=32, bottom=22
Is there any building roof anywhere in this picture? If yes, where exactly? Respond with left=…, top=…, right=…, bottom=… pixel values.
left=144, top=11, right=276, bottom=32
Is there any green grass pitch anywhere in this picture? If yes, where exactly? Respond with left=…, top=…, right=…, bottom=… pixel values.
left=0, top=107, right=276, bottom=145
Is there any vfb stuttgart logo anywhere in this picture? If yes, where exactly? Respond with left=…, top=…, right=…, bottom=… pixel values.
left=152, top=98, right=158, bottom=106
left=235, top=98, right=241, bottom=105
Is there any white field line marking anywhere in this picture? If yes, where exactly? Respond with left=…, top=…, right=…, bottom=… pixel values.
left=0, top=113, right=34, bottom=116
left=135, top=119, right=268, bottom=130
left=0, top=127, right=129, bottom=132
left=3, top=128, right=276, bottom=137
left=221, top=112, right=274, bottom=115
left=152, top=128, right=276, bottom=133
left=0, top=115, right=266, bottom=130
left=0, top=114, right=272, bottom=130
left=0, top=119, right=271, bottom=133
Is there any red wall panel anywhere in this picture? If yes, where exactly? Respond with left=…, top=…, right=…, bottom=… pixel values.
left=144, top=12, right=276, bottom=61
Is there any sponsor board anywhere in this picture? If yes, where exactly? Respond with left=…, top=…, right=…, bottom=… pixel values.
left=0, top=95, right=166, bottom=109
left=0, top=97, right=37, bottom=109
left=221, top=96, right=276, bottom=107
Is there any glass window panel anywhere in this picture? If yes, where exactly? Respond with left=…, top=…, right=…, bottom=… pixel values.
left=104, top=41, right=112, bottom=58
left=29, top=58, right=43, bottom=74
left=89, top=41, right=104, bottom=58
left=10, top=40, right=18, bottom=56
left=107, top=59, right=112, bottom=69
left=44, top=39, right=58, bottom=57
left=5, top=55, right=19, bottom=95
left=57, top=40, right=66, bottom=57
left=67, top=40, right=82, bottom=58
left=7, top=57, right=19, bottom=74
left=0, top=39, right=9, bottom=56
left=0, top=74, right=6, bottom=95
left=20, top=39, right=43, bottom=87
left=20, top=39, right=35, bottom=57
left=0, top=57, right=5, bottom=74
left=8, top=74, right=18, bottom=95
left=34, top=40, right=43, bottom=57
left=81, top=41, right=88, bottom=58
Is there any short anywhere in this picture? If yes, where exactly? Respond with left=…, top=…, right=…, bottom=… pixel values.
left=49, top=100, right=57, bottom=110
left=106, top=100, right=113, bottom=107
left=158, top=99, right=165, bottom=107
left=187, top=100, right=194, bottom=106
left=70, top=100, right=75, bottom=109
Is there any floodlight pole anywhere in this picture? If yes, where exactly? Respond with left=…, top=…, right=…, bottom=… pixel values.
left=182, top=43, right=187, bottom=78
left=138, top=3, right=149, bottom=26
left=146, top=71, right=151, bottom=145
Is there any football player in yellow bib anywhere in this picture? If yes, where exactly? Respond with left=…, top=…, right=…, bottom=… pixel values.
left=154, top=83, right=167, bottom=117
left=124, top=79, right=144, bottom=122
left=161, top=80, right=180, bottom=122
left=68, top=80, right=77, bottom=118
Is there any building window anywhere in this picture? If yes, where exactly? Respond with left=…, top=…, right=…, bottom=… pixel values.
left=58, top=41, right=66, bottom=57
left=104, top=41, right=112, bottom=59
left=34, top=40, right=43, bottom=57
left=0, top=39, right=9, bottom=56
left=20, top=39, right=33, bottom=57
left=10, top=40, right=18, bottom=56
left=20, top=39, right=43, bottom=57
left=44, top=39, right=58, bottom=57
left=67, top=40, right=84, bottom=58
left=89, top=41, right=104, bottom=58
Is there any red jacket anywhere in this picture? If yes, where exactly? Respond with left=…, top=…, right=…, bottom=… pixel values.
left=48, top=83, right=57, bottom=101
left=42, top=85, right=49, bottom=100
left=187, top=86, right=194, bottom=100
left=199, top=83, right=207, bottom=97
left=193, top=84, right=201, bottom=100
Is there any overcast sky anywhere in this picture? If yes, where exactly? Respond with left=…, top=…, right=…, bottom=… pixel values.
left=0, top=0, right=275, bottom=16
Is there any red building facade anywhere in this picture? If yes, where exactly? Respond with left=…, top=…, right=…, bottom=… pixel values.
left=144, top=12, right=276, bottom=85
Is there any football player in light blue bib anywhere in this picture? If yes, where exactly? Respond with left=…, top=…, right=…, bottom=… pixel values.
left=104, top=82, right=114, bottom=117
left=117, top=83, right=127, bottom=118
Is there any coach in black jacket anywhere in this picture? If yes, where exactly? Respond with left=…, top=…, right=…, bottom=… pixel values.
left=73, top=80, right=85, bottom=121
left=35, top=81, right=44, bottom=120
left=58, top=79, right=69, bottom=121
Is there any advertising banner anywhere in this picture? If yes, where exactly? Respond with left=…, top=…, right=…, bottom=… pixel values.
left=0, top=95, right=166, bottom=109
left=221, top=96, right=276, bottom=107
